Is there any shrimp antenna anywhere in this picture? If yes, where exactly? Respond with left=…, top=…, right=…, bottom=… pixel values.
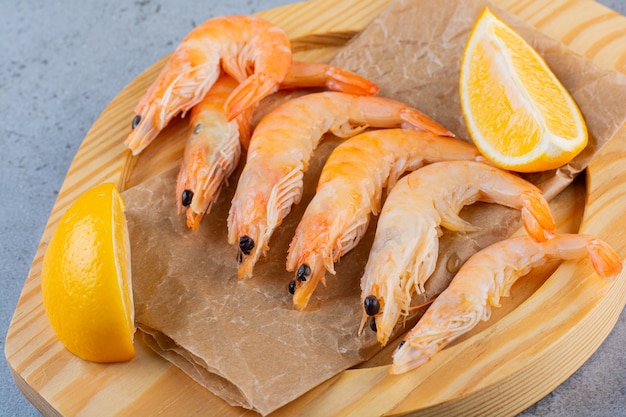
left=408, top=296, right=437, bottom=311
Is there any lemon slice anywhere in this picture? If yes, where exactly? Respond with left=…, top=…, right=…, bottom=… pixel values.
left=460, top=7, right=587, bottom=172
left=41, top=183, right=135, bottom=362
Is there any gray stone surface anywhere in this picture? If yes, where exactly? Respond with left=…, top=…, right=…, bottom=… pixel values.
left=1, top=0, right=624, bottom=416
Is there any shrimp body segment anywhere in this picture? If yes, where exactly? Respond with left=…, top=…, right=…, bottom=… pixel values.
left=360, top=160, right=557, bottom=345
left=391, top=233, right=623, bottom=374
left=227, top=91, right=455, bottom=279
left=286, top=129, right=484, bottom=310
left=176, top=65, right=379, bottom=230
left=125, top=15, right=292, bottom=155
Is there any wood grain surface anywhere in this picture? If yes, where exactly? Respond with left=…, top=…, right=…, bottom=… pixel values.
left=5, top=0, right=626, bottom=415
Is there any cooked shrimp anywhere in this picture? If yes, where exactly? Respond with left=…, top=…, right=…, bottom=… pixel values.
left=227, top=91, right=455, bottom=279
left=286, top=129, right=484, bottom=309
left=124, top=15, right=292, bottom=155
left=176, top=65, right=379, bottom=230
left=359, top=160, right=557, bottom=345
left=391, top=233, right=623, bottom=374
left=176, top=75, right=245, bottom=230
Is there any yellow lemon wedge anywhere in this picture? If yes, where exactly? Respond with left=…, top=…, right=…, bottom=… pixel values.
left=41, top=183, right=135, bottom=362
left=460, top=7, right=588, bottom=173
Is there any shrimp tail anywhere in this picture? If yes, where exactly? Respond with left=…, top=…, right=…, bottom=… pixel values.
left=520, top=190, right=557, bottom=242
left=225, top=73, right=282, bottom=121
left=586, top=238, right=623, bottom=281
left=400, top=108, right=456, bottom=138
left=318, top=66, right=379, bottom=96
left=280, top=62, right=380, bottom=96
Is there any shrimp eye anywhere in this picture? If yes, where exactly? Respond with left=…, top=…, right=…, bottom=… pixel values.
left=239, top=235, right=255, bottom=255
left=131, top=115, right=141, bottom=129
left=369, top=317, right=377, bottom=332
left=296, top=264, right=311, bottom=282
left=364, top=295, right=380, bottom=316
left=181, top=189, right=194, bottom=207
left=397, top=340, right=406, bottom=350
left=288, top=280, right=296, bottom=294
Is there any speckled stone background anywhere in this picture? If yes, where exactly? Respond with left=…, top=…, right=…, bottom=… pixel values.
left=1, top=1, right=624, bottom=416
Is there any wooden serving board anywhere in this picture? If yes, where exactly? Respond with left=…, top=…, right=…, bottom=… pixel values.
left=5, top=0, right=626, bottom=416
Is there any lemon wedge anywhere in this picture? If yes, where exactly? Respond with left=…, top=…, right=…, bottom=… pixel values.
left=41, top=182, right=135, bottom=362
left=460, top=7, right=587, bottom=172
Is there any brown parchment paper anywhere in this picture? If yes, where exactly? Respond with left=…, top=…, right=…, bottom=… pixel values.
left=123, top=0, right=626, bottom=415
